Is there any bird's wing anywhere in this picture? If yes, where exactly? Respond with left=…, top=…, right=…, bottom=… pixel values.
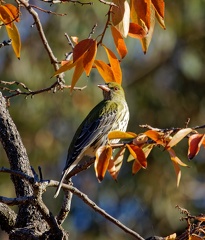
left=65, top=100, right=118, bottom=169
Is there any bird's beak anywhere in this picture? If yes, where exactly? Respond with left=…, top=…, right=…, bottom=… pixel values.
left=98, top=84, right=110, bottom=92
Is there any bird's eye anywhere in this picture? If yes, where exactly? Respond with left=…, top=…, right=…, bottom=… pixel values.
left=113, top=87, right=119, bottom=91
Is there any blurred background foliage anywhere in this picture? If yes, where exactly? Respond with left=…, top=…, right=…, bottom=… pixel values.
left=0, top=0, right=205, bottom=239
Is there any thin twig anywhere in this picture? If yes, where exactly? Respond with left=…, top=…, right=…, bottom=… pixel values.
left=50, top=180, right=144, bottom=240
left=30, top=4, right=67, bottom=16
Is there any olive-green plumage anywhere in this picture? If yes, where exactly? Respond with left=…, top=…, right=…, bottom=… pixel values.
left=54, top=82, right=129, bottom=198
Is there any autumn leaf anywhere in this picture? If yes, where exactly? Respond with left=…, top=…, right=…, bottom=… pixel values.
left=152, top=0, right=166, bottom=29
left=132, top=160, right=142, bottom=174
left=108, top=130, right=137, bottom=141
left=188, top=133, right=205, bottom=159
left=70, top=58, right=84, bottom=91
left=126, top=144, right=147, bottom=169
left=83, top=40, right=97, bottom=76
left=144, top=130, right=165, bottom=146
left=111, top=26, right=128, bottom=59
left=94, top=60, right=115, bottom=83
left=6, top=23, right=21, bottom=59
left=108, top=147, right=125, bottom=180
left=142, top=144, right=154, bottom=158
left=73, top=39, right=94, bottom=62
left=130, top=0, right=151, bottom=30
left=167, top=128, right=192, bottom=149
left=95, top=145, right=112, bottom=182
left=0, top=4, right=19, bottom=27
left=128, top=22, right=147, bottom=39
left=111, top=0, right=130, bottom=37
left=168, top=148, right=188, bottom=167
left=103, top=45, right=122, bottom=84
left=140, top=3, right=155, bottom=53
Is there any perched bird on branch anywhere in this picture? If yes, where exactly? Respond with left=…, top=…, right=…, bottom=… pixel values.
left=54, top=82, right=129, bottom=198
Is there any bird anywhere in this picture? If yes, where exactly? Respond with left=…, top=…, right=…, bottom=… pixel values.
left=54, top=82, right=129, bottom=198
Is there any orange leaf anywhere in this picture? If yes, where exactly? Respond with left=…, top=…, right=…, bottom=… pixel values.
left=6, top=23, right=21, bottom=59
left=142, top=144, right=154, bottom=158
left=167, top=128, right=192, bottom=149
left=188, top=133, right=205, bottom=159
left=53, top=57, right=80, bottom=76
left=73, top=39, right=94, bottom=62
left=144, top=130, right=165, bottom=146
left=108, top=147, right=125, bottom=180
left=140, top=3, right=155, bottom=53
left=108, top=131, right=137, bottom=140
left=151, top=0, right=165, bottom=29
left=70, top=57, right=84, bottom=91
left=168, top=149, right=188, bottom=167
left=128, top=22, right=147, bottom=39
left=126, top=144, right=147, bottom=168
left=172, top=160, right=181, bottom=187
left=130, top=0, right=151, bottom=29
left=94, top=60, right=115, bottom=83
left=83, top=40, right=97, bottom=76
left=4, top=4, right=20, bottom=22
left=95, top=145, right=112, bottom=182
left=61, top=60, right=73, bottom=66
left=103, top=45, right=122, bottom=84
left=132, top=160, right=142, bottom=174
left=111, top=26, right=128, bottom=59
left=111, top=0, right=130, bottom=37
left=0, top=5, right=14, bottom=27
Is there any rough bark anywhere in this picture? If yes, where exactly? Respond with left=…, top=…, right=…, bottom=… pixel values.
left=0, top=92, right=68, bottom=239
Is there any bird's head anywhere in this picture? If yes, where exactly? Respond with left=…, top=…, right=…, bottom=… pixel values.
left=98, top=82, right=125, bottom=100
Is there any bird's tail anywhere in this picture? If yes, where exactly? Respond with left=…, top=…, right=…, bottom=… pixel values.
left=54, top=169, right=67, bottom=198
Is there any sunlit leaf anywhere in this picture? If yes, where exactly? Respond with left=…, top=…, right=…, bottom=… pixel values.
left=144, top=130, right=165, bottom=146
left=188, top=133, right=205, bottom=159
left=140, top=3, right=155, bottom=53
left=172, top=159, right=181, bottom=187
left=168, top=148, right=188, bottom=167
left=189, top=235, right=203, bottom=240
left=130, top=0, right=151, bottom=29
left=53, top=57, right=81, bottom=76
left=94, top=60, right=115, bottom=82
left=108, top=147, right=125, bottom=180
left=83, top=39, right=97, bottom=76
left=108, top=130, right=137, bottom=140
left=70, top=58, right=84, bottom=91
left=111, top=26, right=128, bottom=59
left=6, top=23, right=21, bottom=59
left=165, top=233, right=177, bottom=240
left=4, top=4, right=20, bottom=22
left=132, top=160, right=142, bottom=174
left=151, top=0, right=166, bottom=29
left=95, top=145, right=112, bottom=182
left=73, top=39, right=94, bottom=62
left=126, top=144, right=147, bottom=168
left=167, top=128, right=192, bottom=149
left=61, top=60, right=73, bottom=66
left=128, top=22, right=147, bottom=39
left=142, top=144, right=154, bottom=158
left=111, top=0, right=130, bottom=37
left=103, top=45, right=122, bottom=84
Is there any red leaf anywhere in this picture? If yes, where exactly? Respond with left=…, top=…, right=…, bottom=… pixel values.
left=144, top=130, right=165, bottom=146
left=128, top=22, right=147, bottom=39
left=188, top=134, right=205, bottom=159
left=73, top=39, right=94, bottom=62
left=70, top=58, right=84, bottom=91
left=83, top=40, right=97, bottom=76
